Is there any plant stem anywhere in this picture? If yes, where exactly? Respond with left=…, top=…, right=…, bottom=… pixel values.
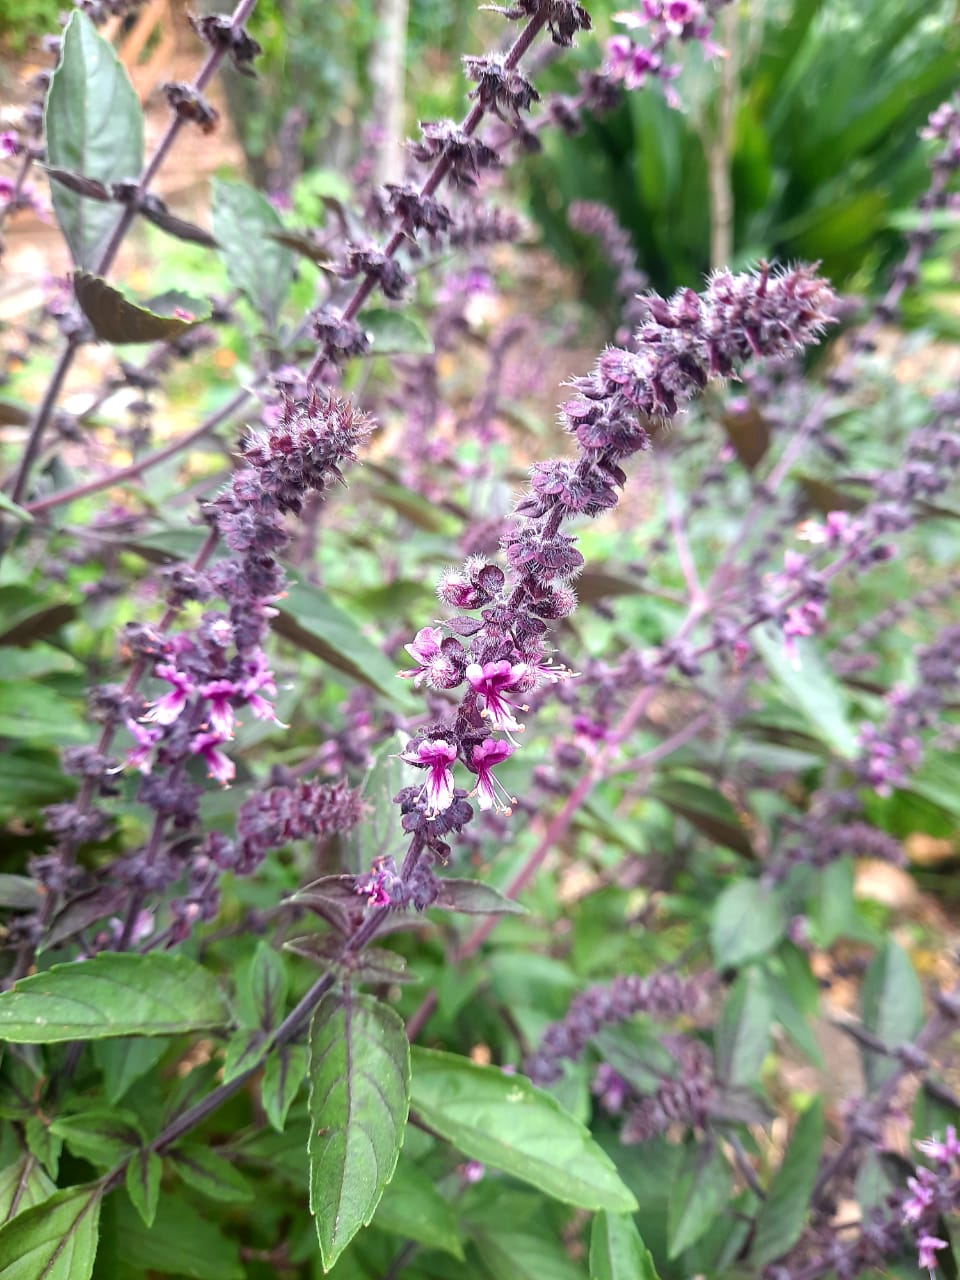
left=305, top=4, right=551, bottom=384
left=101, top=834, right=426, bottom=1192
left=24, top=386, right=252, bottom=517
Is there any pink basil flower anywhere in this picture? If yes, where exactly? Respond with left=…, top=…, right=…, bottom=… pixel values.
left=399, top=626, right=445, bottom=686
left=469, top=739, right=516, bottom=813
left=401, top=738, right=458, bottom=814
left=465, top=660, right=529, bottom=739
left=142, top=664, right=195, bottom=726
left=190, top=731, right=235, bottom=786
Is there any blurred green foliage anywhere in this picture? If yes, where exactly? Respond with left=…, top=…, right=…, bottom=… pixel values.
left=0, top=0, right=61, bottom=51
left=525, top=0, right=960, bottom=298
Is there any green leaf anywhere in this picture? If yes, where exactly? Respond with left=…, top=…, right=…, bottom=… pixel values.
left=308, top=989, right=411, bottom=1271
left=431, top=878, right=527, bottom=916
left=0, top=1184, right=101, bottom=1280
left=410, top=1048, right=637, bottom=1213
left=49, top=1108, right=143, bottom=1168
left=0, top=1155, right=56, bottom=1225
left=860, top=940, right=923, bottom=1089
left=73, top=273, right=208, bottom=344
left=373, top=1158, right=464, bottom=1260
left=44, top=11, right=144, bottom=268
left=0, top=586, right=75, bottom=647
left=0, top=953, right=230, bottom=1042
left=648, top=775, right=754, bottom=856
left=92, top=1038, right=167, bottom=1105
left=221, top=1028, right=266, bottom=1084
left=168, top=1145, right=254, bottom=1204
left=274, top=578, right=413, bottom=704
left=0, top=680, right=88, bottom=746
left=591, top=1025, right=677, bottom=1094
left=23, top=1117, right=61, bottom=1180
left=751, top=1098, right=824, bottom=1266
left=472, top=1227, right=587, bottom=1280
left=711, top=880, right=786, bottom=968
left=125, top=1151, right=161, bottom=1228
left=211, top=178, right=295, bottom=330
left=249, top=939, right=287, bottom=1031
left=114, top=1193, right=243, bottom=1280
left=589, top=1212, right=661, bottom=1280
left=0, top=877, right=43, bottom=911
left=262, top=1043, right=308, bottom=1132
left=363, top=309, right=433, bottom=355
left=714, top=968, right=773, bottom=1087
left=753, top=625, right=858, bottom=758
left=666, top=1143, right=731, bottom=1258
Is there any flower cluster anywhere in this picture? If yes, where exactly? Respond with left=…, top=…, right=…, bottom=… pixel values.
left=899, top=1127, right=960, bottom=1274
left=858, top=623, right=960, bottom=795
left=525, top=969, right=710, bottom=1082
left=606, top=0, right=731, bottom=107
left=392, top=266, right=835, bottom=829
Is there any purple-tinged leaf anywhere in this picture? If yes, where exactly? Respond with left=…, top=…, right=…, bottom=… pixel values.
left=432, top=878, right=527, bottom=916
left=138, top=201, right=218, bottom=247
left=125, top=1150, right=161, bottom=1228
left=23, top=1117, right=61, bottom=1180
left=0, top=1183, right=102, bottom=1279
left=45, top=11, right=144, bottom=268
left=74, top=273, right=209, bottom=345
left=49, top=1107, right=143, bottom=1168
left=42, top=166, right=111, bottom=201
left=0, top=1154, right=56, bottom=1225
left=262, top=1044, right=308, bottom=1132
left=308, top=989, right=410, bottom=1270
left=221, top=1028, right=266, bottom=1085
left=41, top=884, right=127, bottom=951
left=249, top=940, right=287, bottom=1031
left=0, top=876, right=43, bottom=911
left=266, top=228, right=334, bottom=266
left=169, top=1145, right=254, bottom=1204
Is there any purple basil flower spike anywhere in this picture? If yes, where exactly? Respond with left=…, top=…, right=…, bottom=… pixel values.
left=469, top=738, right=517, bottom=814
left=401, top=738, right=458, bottom=814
